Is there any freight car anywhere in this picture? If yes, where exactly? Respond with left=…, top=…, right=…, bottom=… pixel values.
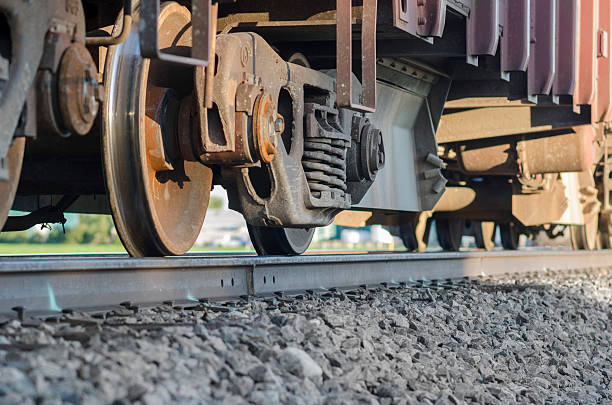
left=0, top=0, right=609, bottom=256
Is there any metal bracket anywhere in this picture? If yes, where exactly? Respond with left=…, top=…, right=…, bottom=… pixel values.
left=140, top=0, right=211, bottom=66
left=336, top=0, right=377, bottom=113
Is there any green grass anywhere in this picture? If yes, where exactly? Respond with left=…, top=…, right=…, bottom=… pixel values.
left=0, top=243, right=254, bottom=255
left=0, top=243, right=126, bottom=255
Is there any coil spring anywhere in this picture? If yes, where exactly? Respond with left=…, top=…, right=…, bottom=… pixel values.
left=302, top=138, right=348, bottom=198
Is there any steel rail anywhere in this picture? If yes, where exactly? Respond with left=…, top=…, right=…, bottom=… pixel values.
left=0, top=249, right=610, bottom=316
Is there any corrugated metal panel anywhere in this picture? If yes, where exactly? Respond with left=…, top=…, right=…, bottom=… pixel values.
left=501, top=0, right=530, bottom=73
left=574, top=0, right=597, bottom=106
left=553, top=0, right=577, bottom=97
left=466, top=0, right=499, bottom=66
left=389, top=0, right=612, bottom=125
left=527, top=0, right=557, bottom=100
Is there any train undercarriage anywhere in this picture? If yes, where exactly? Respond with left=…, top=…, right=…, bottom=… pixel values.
left=0, top=0, right=610, bottom=256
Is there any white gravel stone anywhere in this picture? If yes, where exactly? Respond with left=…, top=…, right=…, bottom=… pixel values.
left=278, top=347, right=323, bottom=379
left=0, top=267, right=611, bottom=404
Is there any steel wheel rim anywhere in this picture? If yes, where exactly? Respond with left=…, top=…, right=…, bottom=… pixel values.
left=0, top=138, right=25, bottom=231
left=102, top=2, right=211, bottom=256
left=571, top=216, right=599, bottom=251
left=248, top=225, right=315, bottom=256
left=598, top=214, right=612, bottom=248
left=436, top=218, right=463, bottom=251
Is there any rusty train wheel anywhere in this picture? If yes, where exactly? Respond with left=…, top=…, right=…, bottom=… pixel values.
left=0, top=138, right=25, bottom=231
left=103, top=2, right=212, bottom=256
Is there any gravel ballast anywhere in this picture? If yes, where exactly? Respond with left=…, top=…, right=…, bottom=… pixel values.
left=0, top=267, right=611, bottom=404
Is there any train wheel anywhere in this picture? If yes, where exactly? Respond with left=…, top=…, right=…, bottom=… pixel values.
left=248, top=225, right=314, bottom=256
left=399, top=213, right=431, bottom=252
left=570, top=170, right=600, bottom=250
left=499, top=222, right=520, bottom=250
left=570, top=215, right=599, bottom=250
left=474, top=221, right=496, bottom=251
left=102, top=2, right=212, bottom=256
left=0, top=138, right=25, bottom=231
left=599, top=214, right=612, bottom=249
left=436, top=218, right=464, bottom=251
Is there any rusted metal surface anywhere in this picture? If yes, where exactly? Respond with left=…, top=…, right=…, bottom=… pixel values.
left=335, top=0, right=377, bottom=112
left=252, top=92, right=279, bottom=163
left=455, top=128, right=596, bottom=176
left=139, top=0, right=211, bottom=66
left=103, top=2, right=213, bottom=256
left=191, top=32, right=383, bottom=228
left=10, top=0, right=612, bottom=253
left=519, top=126, right=597, bottom=175
left=57, top=43, right=102, bottom=135
left=193, top=36, right=284, bottom=163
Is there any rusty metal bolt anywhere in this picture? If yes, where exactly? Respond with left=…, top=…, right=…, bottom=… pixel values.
left=274, top=115, right=285, bottom=133
left=418, top=16, right=427, bottom=26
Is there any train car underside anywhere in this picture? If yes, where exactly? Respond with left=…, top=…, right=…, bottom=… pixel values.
left=0, top=0, right=610, bottom=256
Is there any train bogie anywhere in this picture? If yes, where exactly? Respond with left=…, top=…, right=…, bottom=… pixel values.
left=1, top=0, right=611, bottom=256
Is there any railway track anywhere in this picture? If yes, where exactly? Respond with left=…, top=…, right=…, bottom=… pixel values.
left=1, top=249, right=611, bottom=318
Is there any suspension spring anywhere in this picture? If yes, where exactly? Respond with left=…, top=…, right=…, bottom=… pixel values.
left=302, top=138, right=348, bottom=198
